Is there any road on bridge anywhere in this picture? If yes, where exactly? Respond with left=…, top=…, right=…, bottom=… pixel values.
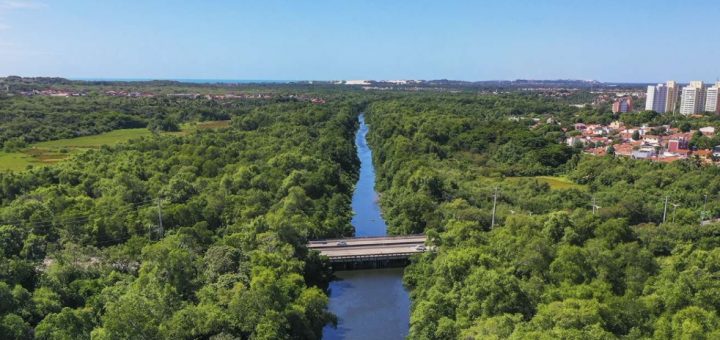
left=308, top=235, right=427, bottom=261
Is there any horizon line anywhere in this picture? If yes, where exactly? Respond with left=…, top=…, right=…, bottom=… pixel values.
left=3, top=75, right=719, bottom=85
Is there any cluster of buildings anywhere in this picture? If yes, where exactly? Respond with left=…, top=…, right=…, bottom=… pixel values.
left=165, top=93, right=273, bottom=100
left=645, top=80, right=720, bottom=115
left=105, top=90, right=154, bottom=97
left=520, top=87, right=580, bottom=99
left=605, top=90, right=647, bottom=113
left=18, top=89, right=87, bottom=97
left=132, top=92, right=327, bottom=103
left=612, top=96, right=633, bottom=113
left=567, top=122, right=719, bottom=163
left=12, top=88, right=326, bottom=104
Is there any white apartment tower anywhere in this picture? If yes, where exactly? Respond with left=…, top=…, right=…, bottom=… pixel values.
left=705, top=82, right=720, bottom=114
left=645, top=83, right=668, bottom=112
left=680, top=81, right=706, bottom=115
left=665, top=80, right=679, bottom=113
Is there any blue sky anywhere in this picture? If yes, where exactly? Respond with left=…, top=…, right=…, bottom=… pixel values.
left=0, top=0, right=719, bottom=82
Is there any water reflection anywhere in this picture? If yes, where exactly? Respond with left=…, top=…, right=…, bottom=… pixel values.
left=323, top=269, right=410, bottom=340
left=322, top=114, right=411, bottom=340
left=351, top=114, right=388, bottom=236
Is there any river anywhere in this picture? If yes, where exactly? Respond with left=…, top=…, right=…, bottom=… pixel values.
left=322, top=114, right=411, bottom=340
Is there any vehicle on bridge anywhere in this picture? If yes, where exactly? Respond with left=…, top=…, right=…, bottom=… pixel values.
left=307, top=234, right=428, bottom=270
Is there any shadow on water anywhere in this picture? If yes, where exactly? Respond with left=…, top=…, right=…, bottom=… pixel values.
left=324, top=277, right=354, bottom=339
left=322, top=114, right=411, bottom=340
left=324, top=268, right=410, bottom=340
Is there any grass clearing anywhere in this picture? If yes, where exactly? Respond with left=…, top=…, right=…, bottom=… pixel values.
left=171, top=120, right=231, bottom=136
left=195, top=120, right=231, bottom=130
left=34, top=128, right=153, bottom=148
left=0, top=152, right=37, bottom=171
left=0, top=120, right=231, bottom=171
left=534, top=176, right=585, bottom=190
left=505, top=176, right=585, bottom=191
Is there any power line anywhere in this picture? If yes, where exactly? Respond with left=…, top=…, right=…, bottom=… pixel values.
left=0, top=199, right=156, bottom=226
left=0, top=199, right=157, bottom=228
left=46, top=202, right=166, bottom=247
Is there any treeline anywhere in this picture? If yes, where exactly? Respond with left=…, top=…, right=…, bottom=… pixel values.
left=366, top=94, right=720, bottom=339
left=557, top=100, right=720, bottom=132
left=0, top=100, right=361, bottom=338
left=365, top=95, right=577, bottom=235
left=0, top=95, right=276, bottom=150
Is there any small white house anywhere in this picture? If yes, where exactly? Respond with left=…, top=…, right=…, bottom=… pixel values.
left=700, top=126, right=716, bottom=136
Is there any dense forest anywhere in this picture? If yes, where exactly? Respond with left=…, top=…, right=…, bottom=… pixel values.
left=3, top=81, right=720, bottom=339
left=0, top=96, right=362, bottom=338
left=365, top=95, right=720, bottom=339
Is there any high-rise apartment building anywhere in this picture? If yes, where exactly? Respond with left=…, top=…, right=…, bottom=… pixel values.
left=705, top=82, right=720, bottom=114
left=645, top=80, right=678, bottom=113
left=665, top=80, right=679, bottom=113
left=612, top=96, right=633, bottom=113
left=680, top=81, right=706, bottom=115
left=645, top=83, right=668, bottom=112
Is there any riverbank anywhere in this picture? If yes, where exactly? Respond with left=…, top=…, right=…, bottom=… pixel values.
left=322, top=114, right=410, bottom=339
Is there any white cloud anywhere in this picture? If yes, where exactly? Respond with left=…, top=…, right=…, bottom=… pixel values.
left=0, top=1, right=46, bottom=10
left=0, top=1, right=46, bottom=31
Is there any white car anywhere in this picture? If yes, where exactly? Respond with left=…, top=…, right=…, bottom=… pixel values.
left=415, top=245, right=426, bottom=251
left=336, top=241, right=347, bottom=246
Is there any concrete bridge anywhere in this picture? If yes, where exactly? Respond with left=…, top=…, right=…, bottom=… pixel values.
left=308, top=234, right=427, bottom=270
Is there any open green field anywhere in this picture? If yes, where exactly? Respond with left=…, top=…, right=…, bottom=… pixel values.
left=0, top=152, right=38, bottom=171
left=0, top=120, right=230, bottom=172
left=34, top=128, right=153, bottom=148
left=505, top=175, right=585, bottom=190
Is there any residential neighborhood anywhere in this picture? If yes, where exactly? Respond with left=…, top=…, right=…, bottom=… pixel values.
left=567, top=121, right=719, bottom=163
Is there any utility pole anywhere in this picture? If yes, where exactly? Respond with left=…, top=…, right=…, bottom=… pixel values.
left=671, top=203, right=680, bottom=223
left=702, top=194, right=708, bottom=223
left=592, top=196, right=602, bottom=215
left=663, top=196, right=669, bottom=223
left=157, top=198, right=164, bottom=239
left=491, top=187, right=498, bottom=229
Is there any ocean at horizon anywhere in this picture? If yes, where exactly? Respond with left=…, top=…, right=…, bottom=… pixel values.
left=69, top=78, right=297, bottom=84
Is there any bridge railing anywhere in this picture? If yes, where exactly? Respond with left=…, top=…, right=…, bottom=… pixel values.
left=307, top=233, right=426, bottom=243
left=326, top=252, right=421, bottom=262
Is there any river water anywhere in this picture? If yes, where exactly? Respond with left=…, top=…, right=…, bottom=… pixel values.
left=322, top=114, right=411, bottom=340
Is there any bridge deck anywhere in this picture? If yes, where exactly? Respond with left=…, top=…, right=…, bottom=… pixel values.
left=308, top=234, right=427, bottom=262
